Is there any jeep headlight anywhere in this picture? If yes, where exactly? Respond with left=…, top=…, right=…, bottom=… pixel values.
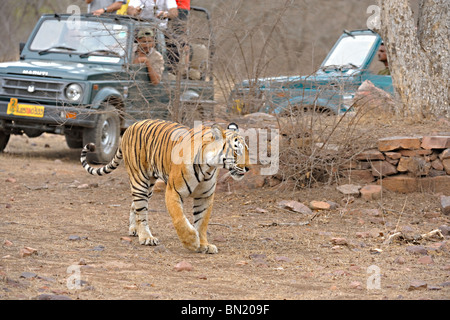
left=65, top=83, right=83, bottom=101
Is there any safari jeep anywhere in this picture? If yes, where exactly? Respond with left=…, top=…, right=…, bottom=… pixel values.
left=230, top=29, right=393, bottom=115
left=0, top=9, right=215, bottom=163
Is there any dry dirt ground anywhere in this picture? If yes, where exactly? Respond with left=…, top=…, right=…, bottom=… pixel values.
left=0, top=128, right=449, bottom=302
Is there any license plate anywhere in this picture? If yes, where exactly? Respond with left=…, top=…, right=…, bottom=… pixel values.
left=7, top=98, right=44, bottom=118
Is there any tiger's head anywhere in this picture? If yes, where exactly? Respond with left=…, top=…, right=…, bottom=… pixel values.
left=206, top=123, right=250, bottom=180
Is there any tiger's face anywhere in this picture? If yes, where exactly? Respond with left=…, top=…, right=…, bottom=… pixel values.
left=207, top=123, right=249, bottom=181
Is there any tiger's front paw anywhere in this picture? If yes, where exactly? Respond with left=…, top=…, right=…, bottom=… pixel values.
left=139, top=235, right=160, bottom=246
left=198, top=243, right=218, bottom=254
left=181, top=229, right=200, bottom=252
left=137, top=225, right=159, bottom=246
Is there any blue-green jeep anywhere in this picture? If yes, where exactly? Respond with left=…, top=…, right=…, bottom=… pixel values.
left=0, top=8, right=215, bottom=163
left=230, top=29, right=393, bottom=115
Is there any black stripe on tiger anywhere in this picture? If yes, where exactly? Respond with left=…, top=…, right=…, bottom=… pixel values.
left=80, top=143, right=123, bottom=176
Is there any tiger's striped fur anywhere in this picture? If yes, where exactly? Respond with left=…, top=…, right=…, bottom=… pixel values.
left=80, top=119, right=249, bottom=254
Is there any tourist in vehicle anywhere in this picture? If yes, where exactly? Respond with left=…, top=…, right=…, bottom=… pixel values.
left=86, top=0, right=128, bottom=15
left=166, top=0, right=191, bottom=76
left=133, top=28, right=164, bottom=85
left=127, top=1, right=183, bottom=76
left=377, top=43, right=390, bottom=75
left=116, top=0, right=131, bottom=15
left=127, top=0, right=178, bottom=25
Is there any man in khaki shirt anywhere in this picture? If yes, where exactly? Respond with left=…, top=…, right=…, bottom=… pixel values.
left=134, top=28, right=164, bottom=85
left=377, top=43, right=390, bottom=76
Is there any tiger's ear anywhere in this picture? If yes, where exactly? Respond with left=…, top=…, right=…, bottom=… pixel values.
left=227, top=123, right=239, bottom=131
left=211, top=124, right=224, bottom=140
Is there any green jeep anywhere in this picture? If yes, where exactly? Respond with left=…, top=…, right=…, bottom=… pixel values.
left=0, top=9, right=215, bottom=163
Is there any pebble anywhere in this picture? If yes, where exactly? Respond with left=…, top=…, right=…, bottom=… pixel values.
left=20, top=247, right=38, bottom=258
left=336, top=184, right=361, bottom=196
left=406, top=245, right=427, bottom=255
left=330, top=237, right=348, bottom=245
left=408, top=280, right=427, bottom=291
left=427, top=286, right=441, bottom=291
left=355, top=232, right=371, bottom=238
left=309, top=201, right=331, bottom=210
left=249, top=253, right=267, bottom=260
left=438, top=225, right=450, bottom=236
left=277, top=200, right=313, bottom=215
left=120, top=236, right=132, bottom=243
left=326, top=201, right=339, bottom=210
left=417, top=255, right=434, bottom=264
left=255, top=207, right=268, bottom=214
left=124, top=284, right=139, bottom=290
left=174, top=261, right=193, bottom=272
left=394, top=256, right=406, bottom=264
left=349, top=281, right=362, bottom=289
left=274, top=256, right=292, bottom=263
left=20, top=272, right=37, bottom=279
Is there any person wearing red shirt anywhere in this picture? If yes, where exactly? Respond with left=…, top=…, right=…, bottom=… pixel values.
left=167, top=0, right=191, bottom=75
left=176, top=0, right=190, bottom=10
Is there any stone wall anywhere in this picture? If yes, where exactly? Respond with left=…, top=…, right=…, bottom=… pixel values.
left=344, top=135, right=450, bottom=193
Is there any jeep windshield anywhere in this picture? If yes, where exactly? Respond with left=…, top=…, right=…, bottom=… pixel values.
left=30, top=18, right=128, bottom=59
left=322, top=34, right=377, bottom=69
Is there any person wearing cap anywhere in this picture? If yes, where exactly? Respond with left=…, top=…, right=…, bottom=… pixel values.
left=134, top=28, right=164, bottom=85
left=86, top=0, right=127, bottom=16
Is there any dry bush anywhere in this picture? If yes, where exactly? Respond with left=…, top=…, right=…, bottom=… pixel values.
left=275, top=97, right=400, bottom=189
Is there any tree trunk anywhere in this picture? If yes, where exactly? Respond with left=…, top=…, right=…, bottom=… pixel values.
left=377, top=0, right=449, bottom=118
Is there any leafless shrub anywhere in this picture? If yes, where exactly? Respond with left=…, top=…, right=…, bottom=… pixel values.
left=275, top=95, right=399, bottom=189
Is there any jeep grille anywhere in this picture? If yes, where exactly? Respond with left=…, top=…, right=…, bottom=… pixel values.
left=1, top=77, right=64, bottom=100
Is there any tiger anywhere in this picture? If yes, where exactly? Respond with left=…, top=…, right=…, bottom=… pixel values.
left=80, top=119, right=249, bottom=254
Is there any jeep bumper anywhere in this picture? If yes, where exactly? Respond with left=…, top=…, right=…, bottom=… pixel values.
left=0, top=99, right=97, bottom=134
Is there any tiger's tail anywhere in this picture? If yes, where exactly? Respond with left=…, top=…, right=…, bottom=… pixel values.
left=80, top=143, right=123, bottom=176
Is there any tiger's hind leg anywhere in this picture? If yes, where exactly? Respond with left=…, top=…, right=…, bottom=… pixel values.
left=128, top=177, right=159, bottom=246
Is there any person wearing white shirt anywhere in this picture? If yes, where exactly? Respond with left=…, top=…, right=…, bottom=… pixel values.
left=127, top=0, right=178, bottom=27
left=86, top=0, right=127, bottom=16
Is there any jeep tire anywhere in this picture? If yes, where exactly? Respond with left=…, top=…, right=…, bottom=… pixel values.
left=65, top=128, right=83, bottom=149
left=82, top=106, right=120, bottom=164
left=0, top=131, right=10, bottom=152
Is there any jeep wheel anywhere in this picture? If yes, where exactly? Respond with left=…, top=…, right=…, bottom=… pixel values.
left=83, top=107, right=120, bottom=164
left=0, top=131, right=10, bottom=152
left=65, top=128, right=83, bottom=149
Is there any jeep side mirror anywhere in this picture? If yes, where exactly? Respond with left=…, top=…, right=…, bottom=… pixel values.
left=19, top=42, right=25, bottom=54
